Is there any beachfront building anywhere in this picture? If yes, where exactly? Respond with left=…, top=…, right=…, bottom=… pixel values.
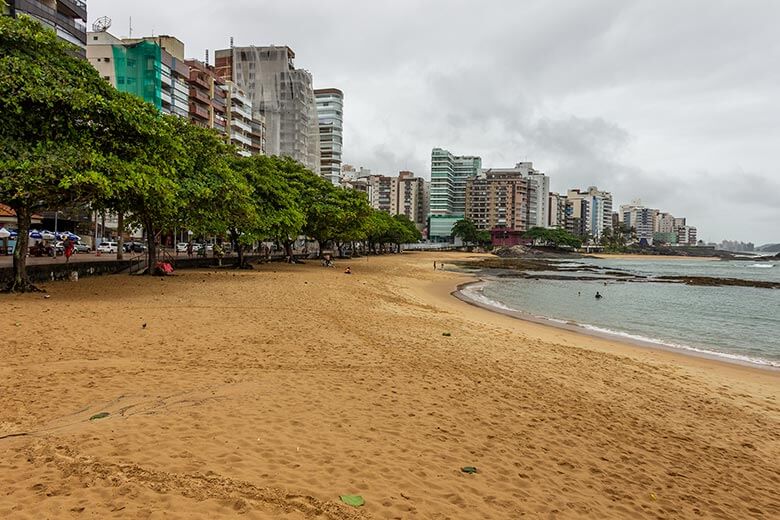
left=677, top=226, right=698, bottom=246
left=565, top=197, right=589, bottom=238
left=366, top=175, right=397, bottom=213
left=620, top=203, right=658, bottom=246
left=10, top=0, right=87, bottom=57
left=88, top=31, right=194, bottom=120
left=465, top=169, right=530, bottom=233
left=314, top=88, right=344, bottom=185
left=222, top=81, right=255, bottom=156
left=527, top=168, right=550, bottom=228
left=429, top=148, right=482, bottom=240
left=215, top=45, right=320, bottom=172
left=185, top=59, right=228, bottom=132
left=566, top=187, right=613, bottom=241
left=397, top=171, right=428, bottom=232
left=548, top=192, right=567, bottom=228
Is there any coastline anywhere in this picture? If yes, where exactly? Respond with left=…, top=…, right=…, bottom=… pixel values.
left=452, top=277, right=780, bottom=372
left=590, top=253, right=721, bottom=261
left=1, top=251, right=778, bottom=519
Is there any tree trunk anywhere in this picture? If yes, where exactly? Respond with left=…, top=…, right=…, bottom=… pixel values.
left=116, top=211, right=124, bottom=261
left=230, top=229, right=244, bottom=268
left=5, top=205, right=39, bottom=292
left=144, top=219, right=157, bottom=275
left=284, top=239, right=294, bottom=263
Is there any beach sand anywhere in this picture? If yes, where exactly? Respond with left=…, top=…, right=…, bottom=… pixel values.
left=1, top=252, right=778, bottom=519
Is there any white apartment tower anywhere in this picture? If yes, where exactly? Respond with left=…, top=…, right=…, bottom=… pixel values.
left=215, top=45, right=320, bottom=172
left=314, top=88, right=344, bottom=185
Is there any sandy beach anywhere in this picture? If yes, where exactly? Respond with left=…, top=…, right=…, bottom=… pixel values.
left=1, top=251, right=778, bottom=519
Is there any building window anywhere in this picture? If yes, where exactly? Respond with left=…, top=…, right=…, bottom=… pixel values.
left=93, top=36, right=98, bottom=40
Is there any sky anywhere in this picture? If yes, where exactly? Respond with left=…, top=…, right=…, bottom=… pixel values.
left=88, top=0, right=780, bottom=245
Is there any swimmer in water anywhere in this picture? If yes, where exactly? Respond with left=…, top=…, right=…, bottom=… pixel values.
left=595, top=291, right=603, bottom=299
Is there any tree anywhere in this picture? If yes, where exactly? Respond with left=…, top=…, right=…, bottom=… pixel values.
left=523, top=227, right=582, bottom=249
left=451, top=219, right=481, bottom=246
left=0, top=15, right=128, bottom=291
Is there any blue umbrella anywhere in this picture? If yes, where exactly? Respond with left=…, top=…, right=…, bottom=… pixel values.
left=9, top=229, right=17, bottom=238
left=29, top=230, right=42, bottom=239
left=67, top=233, right=80, bottom=241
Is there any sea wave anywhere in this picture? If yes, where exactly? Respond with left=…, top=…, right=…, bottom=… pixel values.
left=749, top=263, right=774, bottom=268
left=458, top=282, right=780, bottom=369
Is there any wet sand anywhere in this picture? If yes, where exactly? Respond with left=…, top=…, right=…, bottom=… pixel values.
left=1, top=252, right=778, bottom=519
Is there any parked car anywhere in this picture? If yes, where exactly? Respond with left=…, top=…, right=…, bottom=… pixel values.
left=175, top=242, right=189, bottom=252
left=50, top=241, right=65, bottom=256
left=123, top=241, right=147, bottom=253
left=73, top=242, right=91, bottom=253
left=96, top=241, right=118, bottom=253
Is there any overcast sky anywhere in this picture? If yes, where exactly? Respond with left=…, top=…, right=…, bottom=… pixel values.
left=88, top=0, right=780, bottom=244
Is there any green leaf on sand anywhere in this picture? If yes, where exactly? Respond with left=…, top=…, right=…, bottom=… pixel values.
left=461, top=466, right=478, bottom=474
left=339, top=495, right=365, bottom=507
left=89, top=412, right=110, bottom=421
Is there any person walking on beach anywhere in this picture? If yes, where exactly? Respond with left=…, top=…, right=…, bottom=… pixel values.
left=186, top=241, right=193, bottom=257
left=433, top=261, right=437, bottom=270
left=64, top=239, right=74, bottom=263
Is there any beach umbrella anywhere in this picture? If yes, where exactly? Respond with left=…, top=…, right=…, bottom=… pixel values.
left=9, top=229, right=17, bottom=238
left=29, top=230, right=42, bottom=239
left=67, top=232, right=80, bottom=241
left=41, top=231, right=56, bottom=240
left=0, top=227, right=10, bottom=239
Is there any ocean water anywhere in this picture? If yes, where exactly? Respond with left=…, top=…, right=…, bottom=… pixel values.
left=461, top=258, right=780, bottom=367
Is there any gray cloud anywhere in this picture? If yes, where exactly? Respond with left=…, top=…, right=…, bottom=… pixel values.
left=87, top=0, right=780, bottom=244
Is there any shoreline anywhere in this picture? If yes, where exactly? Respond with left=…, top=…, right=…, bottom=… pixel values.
left=452, top=277, right=780, bottom=372
left=590, top=253, right=721, bottom=261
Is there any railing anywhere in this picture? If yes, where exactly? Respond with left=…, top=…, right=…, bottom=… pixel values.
left=15, top=0, right=86, bottom=44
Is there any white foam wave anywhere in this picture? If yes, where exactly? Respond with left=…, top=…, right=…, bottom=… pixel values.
left=749, top=263, right=774, bottom=268
left=458, top=283, right=779, bottom=369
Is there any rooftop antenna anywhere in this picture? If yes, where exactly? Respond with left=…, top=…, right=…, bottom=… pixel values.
left=230, top=36, right=234, bottom=48
left=205, top=49, right=209, bottom=65
left=128, top=16, right=132, bottom=38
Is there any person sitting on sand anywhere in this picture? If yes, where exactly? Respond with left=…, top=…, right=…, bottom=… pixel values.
left=344, top=266, right=352, bottom=275
left=595, top=291, right=603, bottom=299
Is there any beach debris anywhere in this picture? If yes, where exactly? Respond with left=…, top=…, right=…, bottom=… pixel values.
left=339, top=495, right=365, bottom=507
left=442, top=332, right=452, bottom=337
left=14, top=322, right=21, bottom=327
left=89, top=412, right=110, bottom=421
left=142, top=323, right=147, bottom=329
left=43, top=294, right=51, bottom=299
left=649, top=493, right=657, bottom=501
left=461, top=466, right=478, bottom=474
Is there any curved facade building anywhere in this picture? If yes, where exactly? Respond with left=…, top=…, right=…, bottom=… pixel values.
left=314, top=88, right=344, bottom=185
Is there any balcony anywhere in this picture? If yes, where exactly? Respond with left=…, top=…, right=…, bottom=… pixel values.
left=188, top=72, right=210, bottom=90
left=189, top=103, right=209, bottom=120
left=188, top=87, right=210, bottom=105
left=16, top=0, right=87, bottom=45
left=57, top=0, right=87, bottom=22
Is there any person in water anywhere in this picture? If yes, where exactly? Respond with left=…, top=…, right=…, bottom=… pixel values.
left=595, top=291, right=603, bottom=299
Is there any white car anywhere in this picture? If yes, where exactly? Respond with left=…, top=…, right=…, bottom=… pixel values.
left=97, top=241, right=118, bottom=253
left=176, top=242, right=189, bottom=252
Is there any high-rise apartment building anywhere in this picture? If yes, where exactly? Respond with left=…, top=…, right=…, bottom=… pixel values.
left=88, top=31, right=192, bottom=120
left=221, top=81, right=256, bottom=156
left=396, top=171, right=428, bottom=232
left=429, top=148, right=481, bottom=239
left=567, top=186, right=613, bottom=240
left=620, top=203, right=658, bottom=245
left=465, top=169, right=531, bottom=233
left=565, top=198, right=589, bottom=238
left=215, top=45, right=320, bottom=171
left=548, top=192, right=567, bottom=228
left=314, top=88, right=343, bottom=186
left=677, top=226, right=697, bottom=246
left=10, top=0, right=87, bottom=56
left=526, top=168, right=550, bottom=228
left=366, top=175, right=396, bottom=214
left=185, top=59, right=227, bottom=132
